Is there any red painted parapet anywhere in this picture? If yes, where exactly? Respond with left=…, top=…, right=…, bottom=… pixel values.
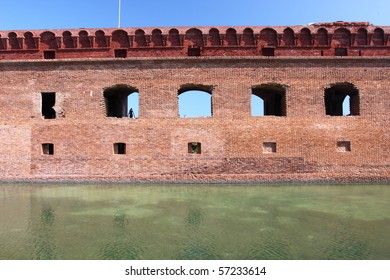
left=1, top=21, right=390, bottom=60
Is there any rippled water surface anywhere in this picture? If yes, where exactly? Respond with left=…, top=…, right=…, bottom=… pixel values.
left=0, top=184, right=389, bottom=260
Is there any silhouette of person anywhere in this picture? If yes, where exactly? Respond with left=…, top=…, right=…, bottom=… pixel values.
left=128, top=108, right=134, bottom=118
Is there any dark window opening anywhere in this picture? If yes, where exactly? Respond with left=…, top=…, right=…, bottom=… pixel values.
left=188, top=46, right=201, bottom=56
left=325, top=83, right=359, bottom=116
left=337, top=141, right=351, bottom=152
left=44, top=50, right=56, bottom=59
left=335, top=47, right=348, bottom=56
left=252, top=84, right=286, bottom=116
left=42, top=143, right=54, bottom=155
left=188, top=142, right=201, bottom=154
left=104, top=85, right=138, bottom=118
left=263, top=142, right=276, bottom=153
left=178, top=84, right=213, bottom=118
left=261, top=47, right=275, bottom=56
left=115, top=49, right=127, bottom=58
left=41, top=92, right=56, bottom=119
left=114, top=143, right=126, bottom=154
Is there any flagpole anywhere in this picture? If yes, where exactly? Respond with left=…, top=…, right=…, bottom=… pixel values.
left=118, top=0, right=121, bottom=28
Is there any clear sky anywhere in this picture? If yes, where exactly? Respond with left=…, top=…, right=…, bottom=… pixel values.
left=2, top=0, right=390, bottom=30
left=2, top=0, right=388, bottom=117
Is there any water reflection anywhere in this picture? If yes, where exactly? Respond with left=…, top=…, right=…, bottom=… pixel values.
left=0, top=184, right=388, bottom=260
left=32, top=207, right=57, bottom=259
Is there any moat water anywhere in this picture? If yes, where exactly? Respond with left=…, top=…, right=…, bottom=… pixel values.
left=0, top=184, right=389, bottom=260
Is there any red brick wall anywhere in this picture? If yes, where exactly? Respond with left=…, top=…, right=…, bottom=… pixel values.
left=0, top=55, right=388, bottom=183
left=1, top=22, right=390, bottom=60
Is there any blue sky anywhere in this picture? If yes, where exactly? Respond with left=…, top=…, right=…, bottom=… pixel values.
left=2, top=0, right=390, bottom=30
left=2, top=0, right=388, bottom=117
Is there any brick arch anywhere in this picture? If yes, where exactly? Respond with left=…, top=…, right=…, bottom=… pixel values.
left=168, top=28, right=181, bottom=46
left=62, top=31, right=75, bottom=48
left=242, top=28, right=255, bottom=46
left=252, top=83, right=287, bottom=116
left=316, top=28, right=328, bottom=46
left=151, top=29, right=164, bottom=46
left=371, top=28, right=385, bottom=46
left=225, top=28, right=238, bottom=45
left=208, top=28, right=221, bottom=46
left=112, top=30, right=130, bottom=48
left=282, top=28, right=295, bottom=46
left=185, top=28, right=203, bottom=46
left=103, top=84, right=139, bottom=118
left=135, top=29, right=147, bottom=47
left=259, top=28, right=277, bottom=46
left=24, top=32, right=36, bottom=49
left=299, top=28, right=312, bottom=46
left=40, top=31, right=58, bottom=49
left=0, top=35, right=4, bottom=49
left=8, top=32, right=20, bottom=49
left=178, top=84, right=214, bottom=118
left=79, top=30, right=91, bottom=48
left=355, top=28, right=368, bottom=45
left=333, top=28, right=351, bottom=46
left=95, top=30, right=107, bottom=48
left=324, top=82, right=359, bottom=116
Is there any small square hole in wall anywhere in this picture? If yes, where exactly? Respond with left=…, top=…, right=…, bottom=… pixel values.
left=43, top=51, right=56, bottom=59
left=263, top=142, right=276, bottom=153
left=337, top=141, right=351, bottom=152
left=42, top=143, right=54, bottom=155
left=188, top=142, right=201, bottom=154
left=188, top=46, right=201, bottom=56
left=261, top=47, right=275, bottom=56
left=114, top=143, right=126, bottom=154
left=115, top=49, right=127, bottom=58
left=335, top=48, right=348, bottom=56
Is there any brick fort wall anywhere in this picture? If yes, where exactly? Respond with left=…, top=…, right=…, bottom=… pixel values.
left=0, top=22, right=389, bottom=183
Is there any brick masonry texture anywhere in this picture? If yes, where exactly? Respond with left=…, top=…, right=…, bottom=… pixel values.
left=0, top=22, right=389, bottom=183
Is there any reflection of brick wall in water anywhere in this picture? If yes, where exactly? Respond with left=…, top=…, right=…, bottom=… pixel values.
left=0, top=22, right=389, bottom=183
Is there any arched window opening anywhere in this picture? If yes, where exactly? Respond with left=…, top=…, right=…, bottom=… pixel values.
left=95, top=30, right=107, bottom=48
left=112, top=30, right=130, bottom=48
left=0, top=35, right=4, bottom=50
left=225, top=28, right=238, bottom=46
left=178, top=84, right=213, bottom=118
left=355, top=28, right=368, bottom=46
left=260, top=28, right=278, bottom=46
left=251, top=94, right=265, bottom=116
left=208, top=28, right=221, bottom=46
left=333, top=28, right=351, bottom=46
left=104, top=85, right=139, bottom=118
left=127, top=92, right=139, bottom=118
left=63, top=31, right=75, bottom=48
left=8, top=32, right=20, bottom=49
left=79, top=31, right=91, bottom=48
left=299, top=28, right=312, bottom=46
left=151, top=29, right=164, bottom=46
left=251, top=84, right=286, bottom=116
left=24, top=32, right=36, bottom=49
left=168, top=29, right=181, bottom=46
left=242, top=28, right=255, bottom=46
left=316, top=28, right=328, bottom=46
left=371, top=28, right=385, bottom=46
left=185, top=28, right=203, bottom=46
left=40, top=31, right=58, bottom=49
left=134, top=29, right=147, bottom=47
left=282, top=28, right=295, bottom=46
left=324, top=83, right=359, bottom=116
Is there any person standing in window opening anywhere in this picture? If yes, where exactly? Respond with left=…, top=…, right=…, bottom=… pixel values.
left=128, top=108, right=134, bottom=118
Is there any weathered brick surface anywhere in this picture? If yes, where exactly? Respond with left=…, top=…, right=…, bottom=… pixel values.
left=0, top=23, right=389, bottom=183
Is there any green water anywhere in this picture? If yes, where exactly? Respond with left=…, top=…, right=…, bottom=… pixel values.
left=0, top=184, right=389, bottom=260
